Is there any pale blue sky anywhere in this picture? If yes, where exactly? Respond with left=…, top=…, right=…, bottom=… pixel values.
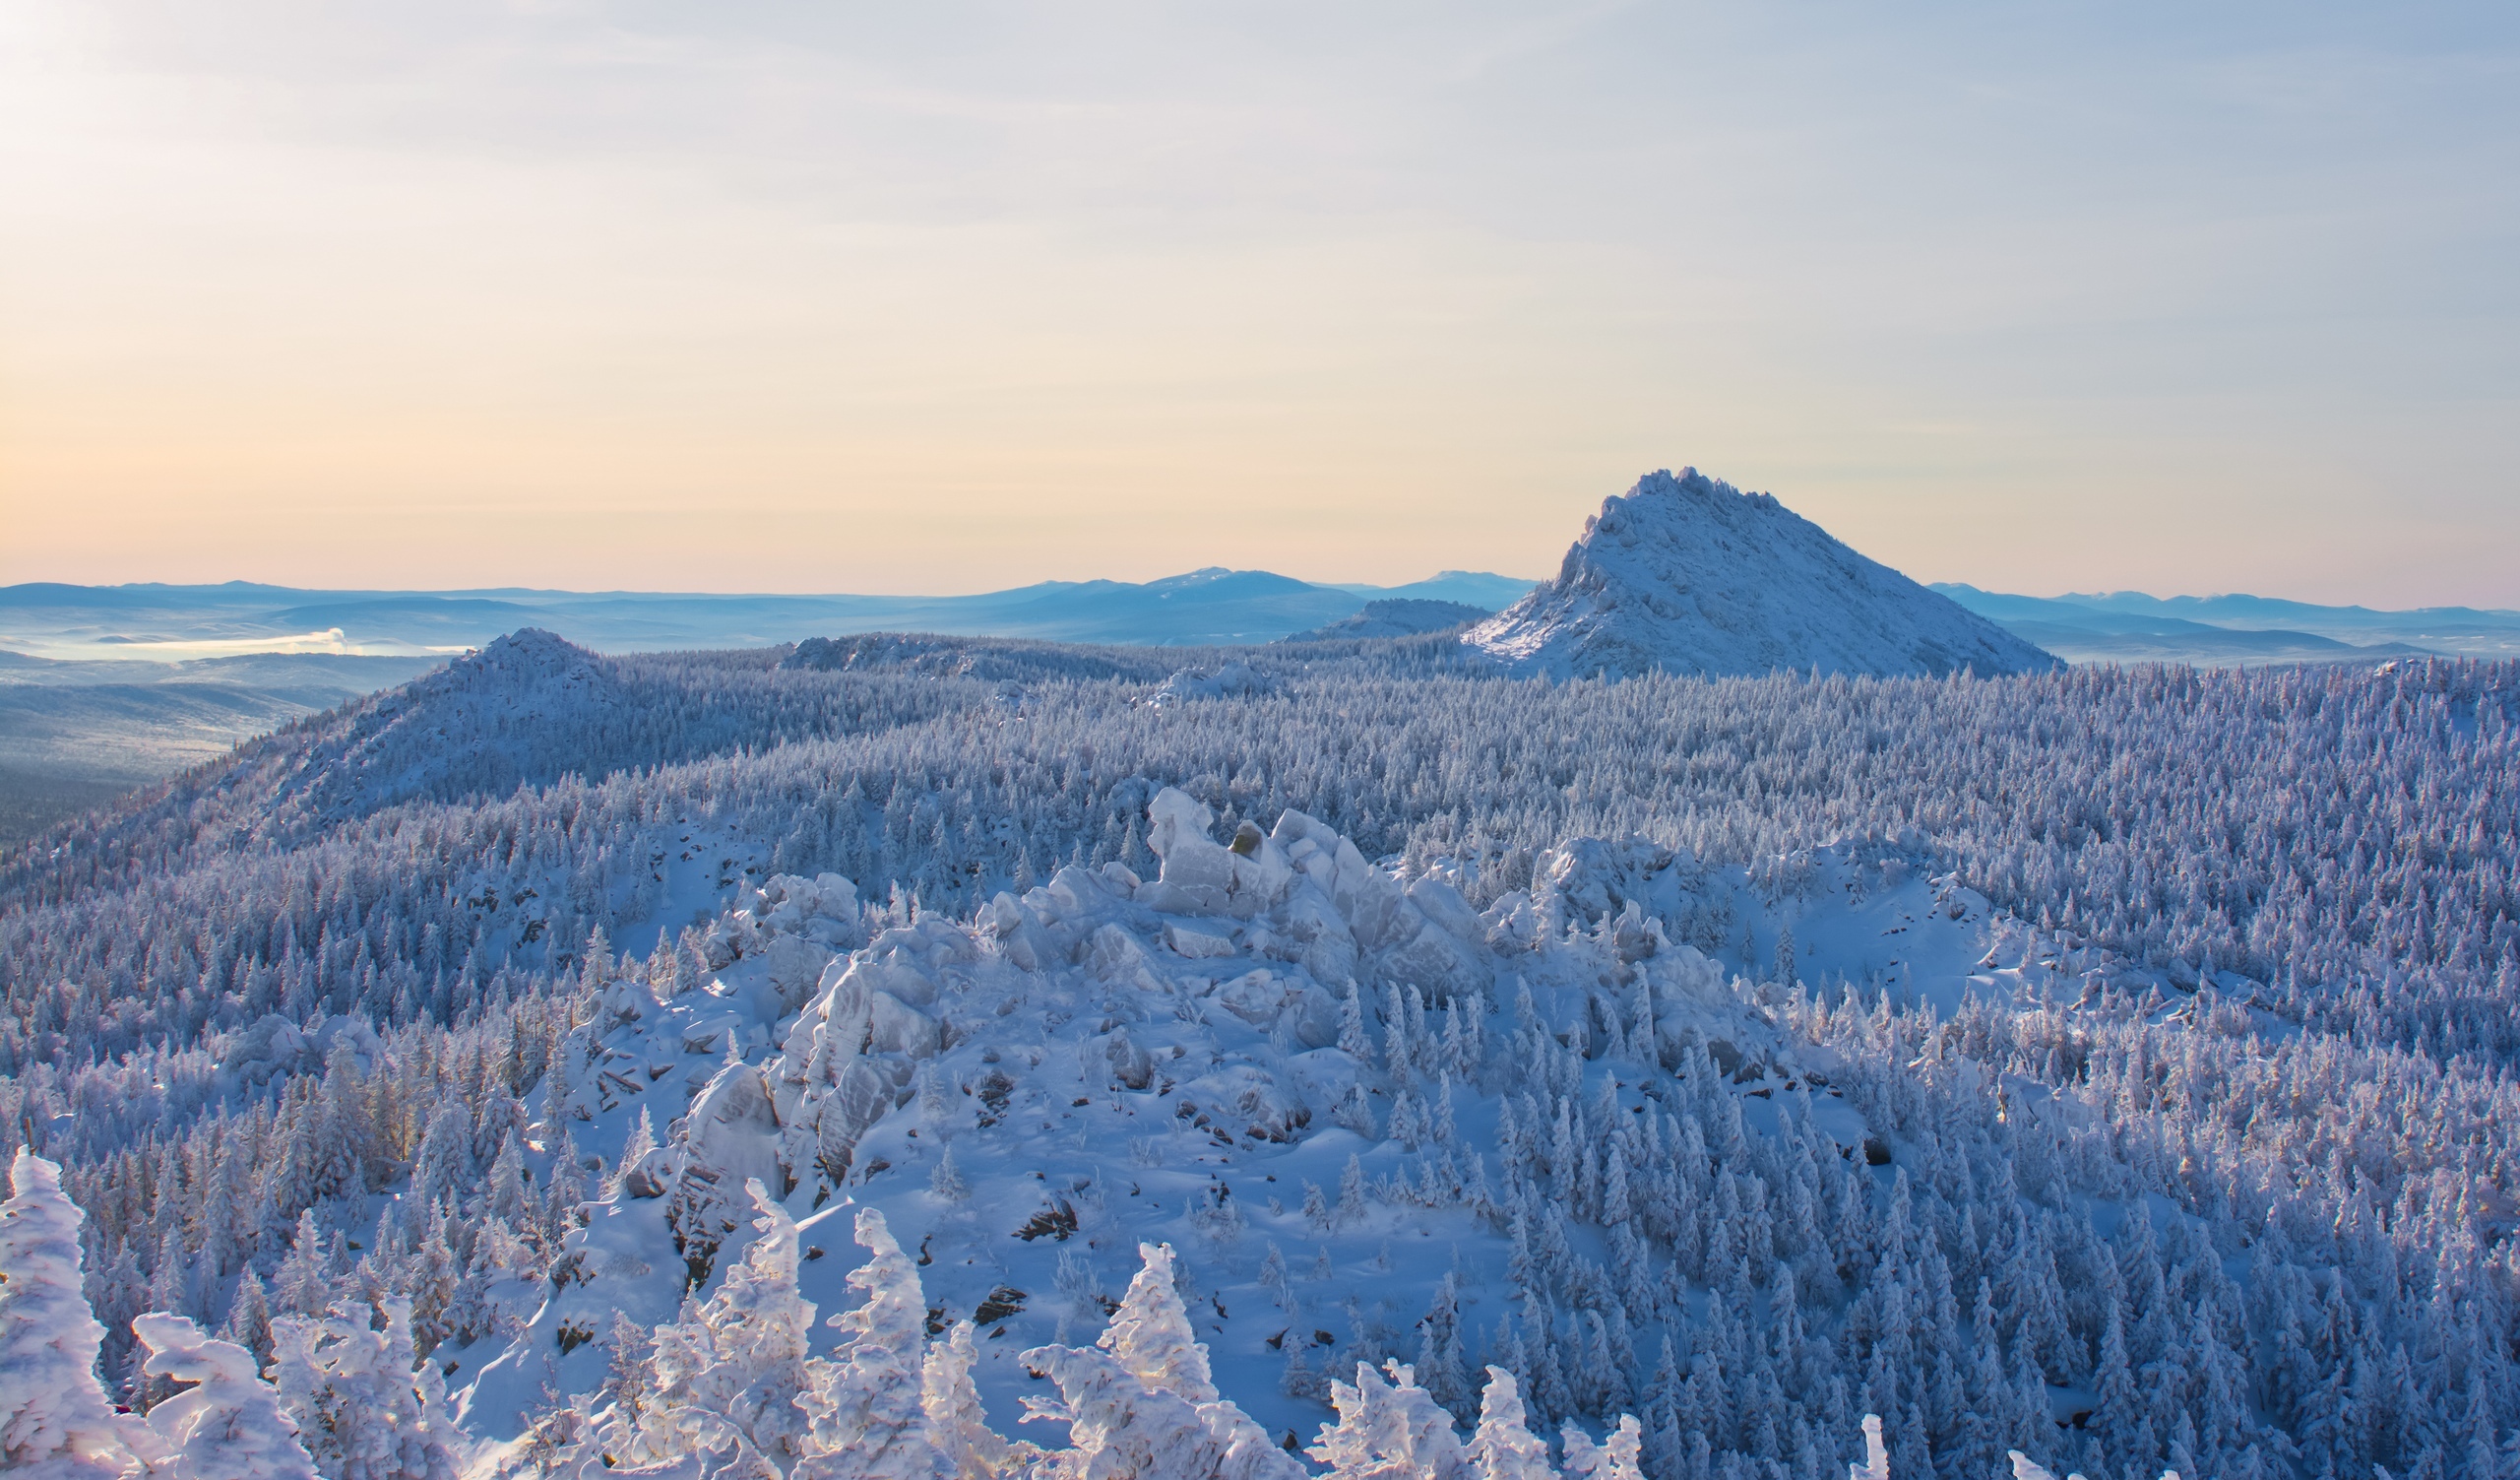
left=3, top=2, right=2514, bottom=604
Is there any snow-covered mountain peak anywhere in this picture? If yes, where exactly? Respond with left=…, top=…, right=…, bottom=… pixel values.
left=1466, top=470, right=2057, bottom=679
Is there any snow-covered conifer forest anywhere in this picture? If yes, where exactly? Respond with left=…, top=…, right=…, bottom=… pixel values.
left=5, top=627, right=2519, bottom=1480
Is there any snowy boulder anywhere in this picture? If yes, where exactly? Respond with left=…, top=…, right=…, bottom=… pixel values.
left=752, top=869, right=867, bottom=945
left=1143, top=787, right=1292, bottom=919
left=1406, top=875, right=1485, bottom=943
left=1544, top=837, right=1691, bottom=924
left=1046, top=864, right=1134, bottom=935
left=978, top=891, right=1026, bottom=937
left=980, top=893, right=1059, bottom=972
left=1177, top=1065, right=1309, bottom=1142
left=812, top=871, right=860, bottom=920
left=601, top=969, right=661, bottom=1023
left=620, top=1142, right=677, bottom=1198
left=1373, top=916, right=1493, bottom=1004
left=816, top=1059, right=895, bottom=1167
left=679, top=1062, right=789, bottom=1204
left=1271, top=881, right=1359, bottom=985
left=1272, top=810, right=1411, bottom=949
left=866, top=991, right=942, bottom=1060
left=1212, top=969, right=1298, bottom=1027
left=1608, top=899, right=1659, bottom=963
left=1090, top=924, right=1166, bottom=994
left=1103, top=1028, right=1157, bottom=1090
left=763, top=935, right=833, bottom=1013
left=700, top=917, right=747, bottom=968
left=1166, top=920, right=1238, bottom=959
left=1146, top=786, right=1217, bottom=858
left=852, top=948, right=941, bottom=1009
left=1284, top=985, right=1345, bottom=1050
left=680, top=1009, right=752, bottom=1059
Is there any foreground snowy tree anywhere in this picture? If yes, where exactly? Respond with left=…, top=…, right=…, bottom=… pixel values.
left=1559, top=1416, right=1643, bottom=1480
left=920, top=1320, right=1006, bottom=1480
left=1462, top=1369, right=1556, bottom=1480
left=269, top=1295, right=463, bottom=1480
left=793, top=1205, right=944, bottom=1479
left=1309, top=1360, right=1469, bottom=1479
left=133, top=1313, right=320, bottom=1480
left=1098, top=1241, right=1220, bottom=1403
left=1022, top=1241, right=1306, bottom=1480
left=0, top=1151, right=154, bottom=1479
left=1851, top=1414, right=1890, bottom=1480
left=638, top=1181, right=817, bottom=1473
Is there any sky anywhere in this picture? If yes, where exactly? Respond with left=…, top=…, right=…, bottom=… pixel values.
left=2, top=2, right=2515, bottom=606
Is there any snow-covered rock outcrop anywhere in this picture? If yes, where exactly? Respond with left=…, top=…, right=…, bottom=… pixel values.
left=1281, top=600, right=1491, bottom=644
left=1467, top=470, right=2058, bottom=679
left=444, top=784, right=2048, bottom=1455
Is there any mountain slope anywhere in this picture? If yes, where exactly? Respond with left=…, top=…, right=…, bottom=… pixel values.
left=1468, top=471, right=2057, bottom=679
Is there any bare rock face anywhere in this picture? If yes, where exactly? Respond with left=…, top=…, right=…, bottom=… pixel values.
left=1467, top=469, right=2058, bottom=679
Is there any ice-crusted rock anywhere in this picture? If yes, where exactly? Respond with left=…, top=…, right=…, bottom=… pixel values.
left=1467, top=469, right=2058, bottom=679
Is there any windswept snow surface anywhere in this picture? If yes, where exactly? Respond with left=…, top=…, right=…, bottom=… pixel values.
left=452, top=786, right=2063, bottom=1460
left=1468, top=472, right=2057, bottom=679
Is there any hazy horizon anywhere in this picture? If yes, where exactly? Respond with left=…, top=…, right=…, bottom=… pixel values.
left=14, top=569, right=2520, bottom=617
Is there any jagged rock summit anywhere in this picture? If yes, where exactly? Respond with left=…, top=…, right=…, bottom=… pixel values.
left=1466, top=469, right=2059, bottom=679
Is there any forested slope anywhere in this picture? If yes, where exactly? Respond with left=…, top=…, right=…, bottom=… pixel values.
left=2, top=634, right=2515, bottom=1480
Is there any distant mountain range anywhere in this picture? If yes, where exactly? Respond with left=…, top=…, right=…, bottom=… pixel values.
left=10, top=520, right=2517, bottom=845
left=1932, top=585, right=2520, bottom=665
left=0, top=570, right=1544, bottom=660
left=16, top=565, right=2510, bottom=673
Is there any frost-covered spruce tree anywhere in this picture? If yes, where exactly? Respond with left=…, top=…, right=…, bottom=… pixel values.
left=1099, top=1241, right=1218, bottom=1402
left=921, top=1320, right=1007, bottom=1480
left=1464, top=1367, right=1558, bottom=1480
left=268, top=1295, right=462, bottom=1480
left=1021, top=1241, right=1304, bottom=1480
left=0, top=1151, right=153, bottom=1479
left=1849, top=1414, right=1889, bottom=1480
left=640, top=1181, right=816, bottom=1471
left=1308, top=1359, right=1469, bottom=1479
left=793, top=1206, right=941, bottom=1479
left=133, top=1313, right=319, bottom=1480
left=1561, top=1416, right=1644, bottom=1480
